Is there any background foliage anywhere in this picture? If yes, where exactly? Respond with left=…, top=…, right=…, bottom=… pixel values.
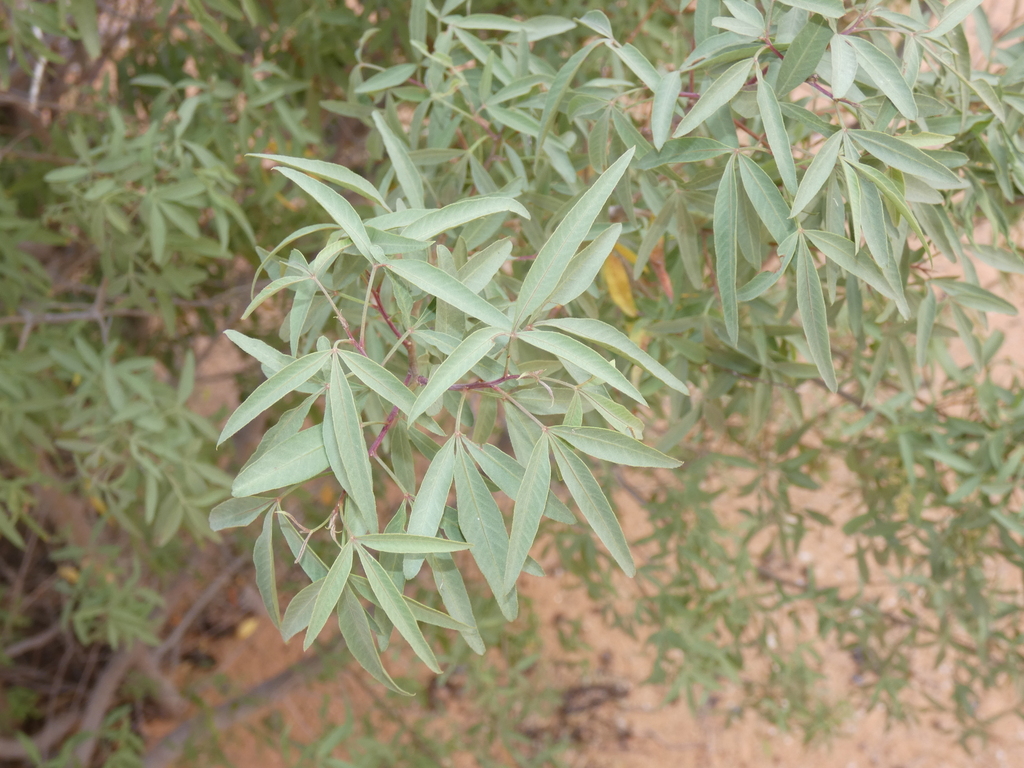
left=2, top=0, right=1024, bottom=764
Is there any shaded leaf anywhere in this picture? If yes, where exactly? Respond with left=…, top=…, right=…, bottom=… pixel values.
left=405, top=437, right=457, bottom=579
left=337, top=586, right=411, bottom=695
left=305, top=542, right=354, bottom=650
left=673, top=59, right=751, bottom=138
left=210, top=497, right=275, bottom=531
left=795, top=238, right=837, bottom=391
left=503, top=433, right=551, bottom=593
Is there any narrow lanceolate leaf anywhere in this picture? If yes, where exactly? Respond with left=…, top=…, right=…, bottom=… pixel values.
left=546, top=224, right=623, bottom=307
left=790, top=130, right=843, bottom=216
left=357, top=533, right=470, bottom=554
left=304, top=541, right=354, bottom=650
left=254, top=510, right=281, bottom=627
left=847, top=37, right=918, bottom=120
left=241, top=275, right=311, bottom=320
left=611, top=43, right=661, bottom=91
left=462, top=441, right=576, bottom=524
left=537, top=317, right=688, bottom=395
left=916, top=286, right=937, bottom=370
left=673, top=59, right=751, bottom=138
left=537, top=40, right=602, bottom=156
left=737, top=154, right=796, bottom=244
left=329, top=356, right=377, bottom=532
left=404, top=437, right=457, bottom=579
left=281, top=579, right=321, bottom=642
left=210, top=497, right=275, bottom=531
left=551, top=426, right=681, bottom=468
left=428, top=553, right=485, bottom=654
left=454, top=445, right=517, bottom=620
left=776, top=0, right=845, bottom=18
left=458, top=239, right=513, bottom=293
left=386, top=259, right=511, bottom=331
left=371, top=112, right=425, bottom=209
left=849, top=130, right=963, bottom=189
left=224, top=330, right=292, bottom=375
left=338, top=351, right=415, bottom=415
left=830, top=35, right=857, bottom=100
left=932, top=279, right=1018, bottom=315
left=551, top=441, right=635, bottom=576
left=219, top=350, right=329, bottom=445
left=796, top=239, right=837, bottom=392
left=805, top=229, right=897, bottom=302
left=519, top=330, right=646, bottom=404
left=503, top=434, right=551, bottom=593
left=357, top=544, right=441, bottom=673
left=275, top=168, right=380, bottom=261
left=250, top=154, right=390, bottom=210
left=337, top=586, right=411, bottom=695
left=232, top=427, right=329, bottom=497
left=354, top=63, right=418, bottom=94
left=514, top=149, right=634, bottom=323
left=715, top=156, right=739, bottom=344
left=400, top=197, right=530, bottom=241
left=652, top=70, right=682, bottom=151
left=755, top=73, right=798, bottom=196
left=775, top=17, right=831, bottom=96
left=409, top=328, right=503, bottom=424
left=924, top=0, right=984, bottom=39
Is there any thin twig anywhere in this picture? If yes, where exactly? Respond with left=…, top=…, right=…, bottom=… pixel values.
left=2, top=622, right=62, bottom=658
left=72, top=642, right=144, bottom=768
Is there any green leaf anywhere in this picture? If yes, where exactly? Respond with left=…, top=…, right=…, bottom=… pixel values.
left=804, top=230, right=898, bottom=303
left=775, top=17, right=831, bottom=96
left=652, top=70, right=683, bottom=150
left=715, top=155, right=739, bottom=343
left=305, top=542, right=354, bottom=650
left=790, top=130, right=843, bottom=216
left=737, top=154, right=796, bottom=244
left=386, top=259, right=511, bottom=331
left=847, top=37, right=918, bottom=120
left=355, top=63, right=418, bottom=94
left=551, top=426, right=680, bottom=468
left=932, top=279, right=1018, bottom=315
left=402, top=594, right=472, bottom=632
left=672, top=59, right=751, bottom=138
left=454, top=444, right=517, bottom=620
left=546, top=224, right=623, bottom=307
left=755, top=73, right=798, bottom=196
left=72, top=0, right=101, bottom=59
left=776, top=0, right=845, bottom=18
left=635, top=137, right=732, bottom=169
left=275, top=168, right=381, bottom=262
left=916, top=285, right=937, bottom=370
left=462, top=441, right=576, bottom=524
left=357, top=533, right=470, bottom=554
left=358, top=544, right=441, bottom=672
left=250, top=154, right=390, bottom=210
left=254, top=510, right=281, bottom=627
left=400, top=197, right=529, bottom=242
left=924, top=0, right=984, bottom=39
left=281, top=579, right=321, bottom=642
left=371, top=112, right=425, bottom=209
left=611, top=43, right=661, bottom=91
left=458, top=239, right=513, bottom=292
left=795, top=238, right=837, bottom=391
left=970, top=245, right=1024, bottom=275
left=337, top=586, right=411, bottom=695
left=503, top=434, right=551, bottom=593
left=576, top=10, right=613, bottom=37
left=537, top=40, right=602, bottom=156
left=219, top=354, right=327, bottom=448
left=404, top=437, right=457, bottom=578
left=830, top=34, right=857, bottom=100
left=210, top=497, right=275, bottom=531
left=514, top=149, right=634, bottom=323
left=427, top=553, right=485, bottom=654
left=519, top=330, right=646, bottom=404
left=149, top=203, right=167, bottom=265
left=232, top=426, right=329, bottom=497
left=551, top=441, right=635, bottom=576
left=337, top=351, right=414, bottom=418
left=327, top=356, right=377, bottom=532
left=849, top=130, right=963, bottom=189
left=442, top=14, right=576, bottom=42
left=409, top=328, right=504, bottom=424
left=241, top=275, right=312, bottom=321
left=537, top=317, right=689, bottom=395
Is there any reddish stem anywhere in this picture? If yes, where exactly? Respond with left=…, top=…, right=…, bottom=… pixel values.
left=369, top=406, right=400, bottom=458
left=449, top=373, right=520, bottom=391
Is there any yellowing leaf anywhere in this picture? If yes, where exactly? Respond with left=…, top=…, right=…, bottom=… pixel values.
left=613, top=242, right=638, bottom=264
left=58, top=565, right=80, bottom=585
left=602, top=251, right=638, bottom=317
left=236, top=616, right=260, bottom=640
